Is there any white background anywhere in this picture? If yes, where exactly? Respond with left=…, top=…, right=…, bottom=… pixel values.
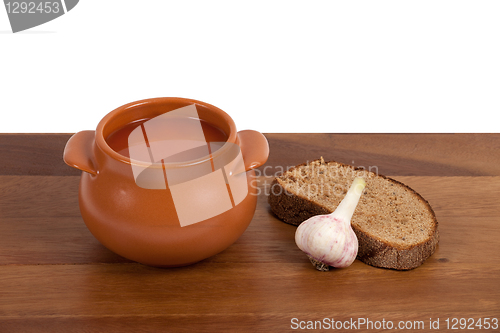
left=1, top=0, right=499, bottom=133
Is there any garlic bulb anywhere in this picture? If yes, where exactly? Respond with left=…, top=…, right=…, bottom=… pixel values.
left=295, top=177, right=366, bottom=271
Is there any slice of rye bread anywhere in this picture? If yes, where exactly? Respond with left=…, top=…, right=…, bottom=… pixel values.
left=268, top=158, right=439, bottom=270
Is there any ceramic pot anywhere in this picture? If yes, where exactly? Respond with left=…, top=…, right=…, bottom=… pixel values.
left=63, top=97, right=269, bottom=267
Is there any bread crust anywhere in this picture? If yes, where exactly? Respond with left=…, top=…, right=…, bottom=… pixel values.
left=268, top=159, right=439, bottom=270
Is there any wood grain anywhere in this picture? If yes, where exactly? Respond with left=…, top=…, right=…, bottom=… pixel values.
left=264, top=133, right=500, bottom=176
left=0, top=134, right=79, bottom=176
left=2, top=133, right=500, bottom=176
left=0, top=134, right=499, bottom=332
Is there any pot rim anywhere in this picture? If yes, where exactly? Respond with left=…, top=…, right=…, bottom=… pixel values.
left=95, top=97, right=238, bottom=169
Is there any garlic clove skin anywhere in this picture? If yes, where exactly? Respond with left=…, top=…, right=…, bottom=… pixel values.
left=296, top=215, right=358, bottom=270
left=295, top=178, right=366, bottom=271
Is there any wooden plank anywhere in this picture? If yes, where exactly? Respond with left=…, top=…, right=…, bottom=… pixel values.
left=0, top=134, right=79, bottom=176
left=1, top=134, right=499, bottom=332
left=264, top=133, right=500, bottom=176
left=0, top=263, right=498, bottom=329
left=0, top=216, right=131, bottom=265
left=0, top=176, right=80, bottom=218
left=1, top=176, right=499, bottom=267
left=2, top=133, right=500, bottom=176
left=1, top=312, right=499, bottom=333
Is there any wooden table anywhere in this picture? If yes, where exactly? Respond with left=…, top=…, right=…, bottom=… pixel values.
left=1, top=134, right=499, bottom=332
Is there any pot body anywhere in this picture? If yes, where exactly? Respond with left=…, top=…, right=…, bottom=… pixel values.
left=64, top=97, right=269, bottom=266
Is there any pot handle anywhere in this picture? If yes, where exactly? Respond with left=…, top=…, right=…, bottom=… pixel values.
left=63, top=130, right=98, bottom=176
left=237, top=130, right=269, bottom=171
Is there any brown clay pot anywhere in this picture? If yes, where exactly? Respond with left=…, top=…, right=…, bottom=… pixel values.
left=63, top=97, right=269, bottom=267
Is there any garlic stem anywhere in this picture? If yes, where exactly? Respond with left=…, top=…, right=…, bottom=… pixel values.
left=331, top=177, right=366, bottom=224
